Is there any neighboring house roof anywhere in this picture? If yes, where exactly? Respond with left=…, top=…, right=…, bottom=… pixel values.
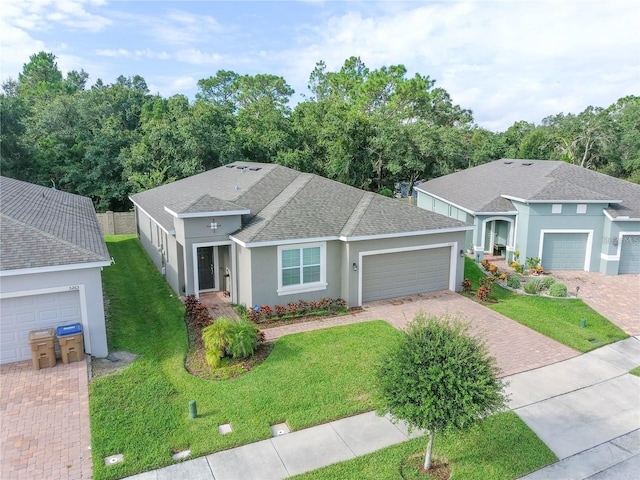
left=130, top=162, right=471, bottom=245
left=415, top=159, right=640, bottom=219
left=0, top=176, right=110, bottom=272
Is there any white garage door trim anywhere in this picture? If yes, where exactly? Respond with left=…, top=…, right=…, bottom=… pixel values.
left=539, top=230, right=593, bottom=271
left=618, top=233, right=640, bottom=274
left=0, top=284, right=91, bottom=364
left=357, top=242, right=458, bottom=306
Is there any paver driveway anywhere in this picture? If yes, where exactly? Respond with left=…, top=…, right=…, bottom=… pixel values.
left=550, top=271, right=640, bottom=335
left=0, top=359, right=91, bottom=480
left=264, top=290, right=579, bottom=377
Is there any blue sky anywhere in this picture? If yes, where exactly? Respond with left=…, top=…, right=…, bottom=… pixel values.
left=1, top=0, right=638, bottom=131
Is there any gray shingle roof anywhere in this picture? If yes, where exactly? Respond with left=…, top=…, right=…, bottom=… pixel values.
left=0, top=176, right=110, bottom=271
left=415, top=159, right=640, bottom=218
left=130, top=162, right=470, bottom=244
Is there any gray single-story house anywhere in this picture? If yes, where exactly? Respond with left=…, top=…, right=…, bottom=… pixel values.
left=0, top=176, right=111, bottom=364
left=414, top=159, right=640, bottom=274
left=130, top=162, right=472, bottom=308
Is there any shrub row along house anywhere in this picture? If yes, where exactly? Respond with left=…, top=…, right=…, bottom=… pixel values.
left=130, top=162, right=472, bottom=308
left=415, top=159, right=640, bottom=275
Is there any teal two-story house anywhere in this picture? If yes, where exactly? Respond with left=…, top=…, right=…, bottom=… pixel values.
left=414, top=159, right=640, bottom=275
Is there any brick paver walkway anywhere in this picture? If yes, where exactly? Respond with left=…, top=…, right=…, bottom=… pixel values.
left=263, top=290, right=579, bottom=377
left=0, top=359, right=91, bottom=480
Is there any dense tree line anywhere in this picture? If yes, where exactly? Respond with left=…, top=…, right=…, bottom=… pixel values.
left=2, top=52, right=638, bottom=212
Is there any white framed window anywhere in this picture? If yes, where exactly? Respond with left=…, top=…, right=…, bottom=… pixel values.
left=552, top=204, right=562, bottom=214
left=277, top=242, right=327, bottom=295
left=577, top=204, right=587, bottom=214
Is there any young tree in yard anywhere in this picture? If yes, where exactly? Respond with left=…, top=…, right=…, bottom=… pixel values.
left=377, top=312, right=507, bottom=471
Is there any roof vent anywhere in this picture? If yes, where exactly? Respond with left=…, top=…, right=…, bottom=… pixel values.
left=234, top=185, right=241, bottom=190
left=248, top=167, right=262, bottom=171
left=522, top=162, right=533, bottom=166
left=236, top=166, right=247, bottom=170
left=503, top=161, right=513, bottom=165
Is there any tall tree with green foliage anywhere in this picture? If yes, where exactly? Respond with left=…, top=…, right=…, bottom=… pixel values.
left=377, top=312, right=507, bottom=471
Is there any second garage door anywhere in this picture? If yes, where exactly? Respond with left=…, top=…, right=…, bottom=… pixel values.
left=0, top=290, right=81, bottom=364
left=362, top=247, right=450, bottom=303
left=541, top=233, right=589, bottom=271
left=619, top=235, right=640, bottom=274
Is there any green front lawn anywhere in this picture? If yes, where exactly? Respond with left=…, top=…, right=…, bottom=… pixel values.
left=464, top=257, right=628, bottom=352
left=293, top=411, right=557, bottom=480
left=92, top=236, right=401, bottom=480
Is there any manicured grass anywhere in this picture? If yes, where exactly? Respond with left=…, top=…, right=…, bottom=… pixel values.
left=292, top=411, right=557, bottom=480
left=630, top=366, right=640, bottom=376
left=464, top=257, right=628, bottom=352
left=91, top=236, right=401, bottom=480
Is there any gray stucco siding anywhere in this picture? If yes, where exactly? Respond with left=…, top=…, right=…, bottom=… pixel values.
left=523, top=203, right=607, bottom=272
left=1, top=267, right=108, bottom=358
left=242, top=241, right=343, bottom=308
left=600, top=219, right=640, bottom=274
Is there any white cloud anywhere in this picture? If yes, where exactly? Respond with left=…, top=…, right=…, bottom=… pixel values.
left=145, top=8, right=224, bottom=46
left=148, top=75, right=196, bottom=97
left=271, top=0, right=639, bottom=130
left=95, top=48, right=170, bottom=60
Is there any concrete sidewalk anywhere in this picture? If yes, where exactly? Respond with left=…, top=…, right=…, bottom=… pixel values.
left=513, top=336, right=640, bottom=479
left=124, top=412, right=424, bottom=480
left=124, top=337, right=640, bottom=480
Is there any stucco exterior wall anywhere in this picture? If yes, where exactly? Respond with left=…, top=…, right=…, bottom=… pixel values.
left=520, top=202, right=607, bottom=271
left=1, top=267, right=109, bottom=357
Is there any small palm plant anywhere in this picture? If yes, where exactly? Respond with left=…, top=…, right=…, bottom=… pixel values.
left=202, top=317, right=260, bottom=368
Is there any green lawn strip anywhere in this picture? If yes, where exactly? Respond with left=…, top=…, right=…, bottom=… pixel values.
left=92, top=235, right=402, bottom=480
left=464, top=257, right=627, bottom=353
left=630, top=366, right=640, bottom=376
left=292, top=411, right=557, bottom=480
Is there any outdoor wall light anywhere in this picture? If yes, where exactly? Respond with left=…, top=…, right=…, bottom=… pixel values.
left=352, top=262, right=358, bottom=271
left=210, top=219, right=218, bottom=231
left=460, top=249, right=464, bottom=257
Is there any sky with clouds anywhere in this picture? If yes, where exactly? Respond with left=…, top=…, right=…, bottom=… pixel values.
left=1, top=0, right=638, bottom=131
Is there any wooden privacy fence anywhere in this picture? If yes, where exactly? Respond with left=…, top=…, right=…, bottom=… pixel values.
left=96, top=211, right=136, bottom=235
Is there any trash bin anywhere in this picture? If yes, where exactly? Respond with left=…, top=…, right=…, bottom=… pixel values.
left=56, top=323, right=84, bottom=364
left=28, top=328, right=57, bottom=370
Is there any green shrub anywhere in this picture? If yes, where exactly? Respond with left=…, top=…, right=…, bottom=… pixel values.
left=507, top=275, right=521, bottom=289
left=541, top=276, right=556, bottom=290
left=523, top=278, right=542, bottom=294
left=378, top=187, right=393, bottom=197
left=548, top=282, right=568, bottom=297
left=202, top=317, right=260, bottom=368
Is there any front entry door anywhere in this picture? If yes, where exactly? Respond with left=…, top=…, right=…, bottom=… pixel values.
left=197, top=247, right=215, bottom=290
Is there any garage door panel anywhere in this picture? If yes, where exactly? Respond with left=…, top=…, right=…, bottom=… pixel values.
left=0, top=290, right=81, bottom=364
left=363, top=248, right=450, bottom=303
left=619, top=235, right=640, bottom=274
left=542, top=233, right=588, bottom=271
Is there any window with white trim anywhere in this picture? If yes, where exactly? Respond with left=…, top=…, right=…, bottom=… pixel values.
left=278, top=243, right=326, bottom=295
left=576, top=204, right=587, bottom=214
left=551, top=204, right=562, bottom=214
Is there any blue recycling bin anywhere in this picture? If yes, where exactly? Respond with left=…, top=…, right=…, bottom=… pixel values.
left=56, top=323, right=84, bottom=363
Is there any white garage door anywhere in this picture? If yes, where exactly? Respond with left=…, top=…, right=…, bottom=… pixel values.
left=0, top=291, right=81, bottom=364
left=541, top=233, right=588, bottom=271
left=362, top=247, right=451, bottom=303
left=619, top=235, right=640, bottom=274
